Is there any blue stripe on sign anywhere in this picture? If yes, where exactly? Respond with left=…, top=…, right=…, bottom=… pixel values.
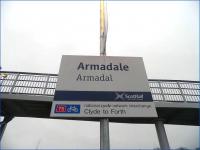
left=54, top=91, right=153, bottom=101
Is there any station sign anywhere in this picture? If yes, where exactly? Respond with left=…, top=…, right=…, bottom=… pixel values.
left=50, top=55, right=157, bottom=118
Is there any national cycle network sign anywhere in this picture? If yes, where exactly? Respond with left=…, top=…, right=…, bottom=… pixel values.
left=50, top=55, right=157, bottom=118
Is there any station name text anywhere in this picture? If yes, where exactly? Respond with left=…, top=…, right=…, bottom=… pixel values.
left=76, top=62, right=129, bottom=82
left=77, top=62, right=129, bottom=71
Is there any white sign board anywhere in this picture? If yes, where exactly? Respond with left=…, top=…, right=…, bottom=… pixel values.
left=50, top=55, right=157, bottom=118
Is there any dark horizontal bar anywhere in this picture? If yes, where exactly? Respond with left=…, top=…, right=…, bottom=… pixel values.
left=54, top=91, right=153, bottom=101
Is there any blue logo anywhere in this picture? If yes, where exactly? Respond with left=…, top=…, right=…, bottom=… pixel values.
left=55, top=104, right=80, bottom=113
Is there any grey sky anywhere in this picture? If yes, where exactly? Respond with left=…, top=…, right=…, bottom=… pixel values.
left=1, top=1, right=199, bottom=149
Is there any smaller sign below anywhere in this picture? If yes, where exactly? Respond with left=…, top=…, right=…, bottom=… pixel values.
left=50, top=101, right=158, bottom=118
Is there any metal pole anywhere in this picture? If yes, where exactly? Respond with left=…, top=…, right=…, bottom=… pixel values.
left=100, top=118, right=110, bottom=150
left=100, top=0, right=110, bottom=149
left=100, top=0, right=107, bottom=56
left=155, top=119, right=170, bottom=150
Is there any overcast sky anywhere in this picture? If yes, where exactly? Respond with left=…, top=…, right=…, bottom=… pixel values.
left=1, top=1, right=199, bottom=149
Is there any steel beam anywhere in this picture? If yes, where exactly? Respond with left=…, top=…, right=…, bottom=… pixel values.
left=0, top=116, right=14, bottom=141
left=155, top=119, right=170, bottom=150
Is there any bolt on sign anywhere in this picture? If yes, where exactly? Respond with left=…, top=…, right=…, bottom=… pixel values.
left=50, top=55, right=158, bottom=118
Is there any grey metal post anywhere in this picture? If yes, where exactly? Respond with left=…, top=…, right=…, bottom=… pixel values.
left=155, top=119, right=170, bottom=150
left=100, top=25, right=110, bottom=150
left=100, top=0, right=110, bottom=149
left=100, top=118, right=110, bottom=150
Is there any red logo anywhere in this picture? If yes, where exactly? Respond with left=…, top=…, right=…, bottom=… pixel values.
left=55, top=104, right=66, bottom=113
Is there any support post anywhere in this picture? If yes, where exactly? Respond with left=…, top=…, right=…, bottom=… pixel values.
left=100, top=0, right=110, bottom=149
left=0, top=122, right=7, bottom=141
left=100, top=118, right=110, bottom=150
left=0, top=116, right=14, bottom=141
left=155, top=119, right=170, bottom=150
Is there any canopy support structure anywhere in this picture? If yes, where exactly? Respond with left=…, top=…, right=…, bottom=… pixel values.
left=0, top=115, right=14, bottom=141
left=155, top=119, right=170, bottom=150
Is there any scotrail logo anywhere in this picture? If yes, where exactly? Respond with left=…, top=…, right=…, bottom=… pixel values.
left=115, top=92, right=143, bottom=101
left=55, top=104, right=80, bottom=113
left=115, top=93, right=125, bottom=100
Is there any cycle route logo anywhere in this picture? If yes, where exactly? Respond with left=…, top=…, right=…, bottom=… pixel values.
left=55, top=104, right=80, bottom=113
